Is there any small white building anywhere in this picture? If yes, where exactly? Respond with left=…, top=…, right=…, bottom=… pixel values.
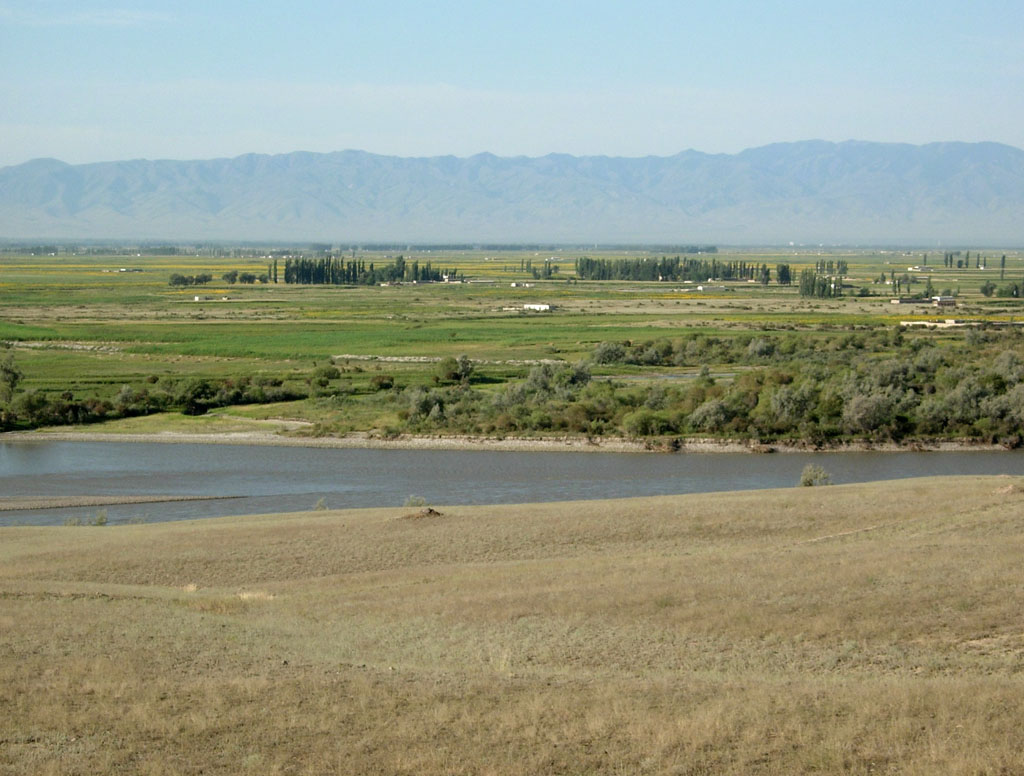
left=523, top=304, right=551, bottom=312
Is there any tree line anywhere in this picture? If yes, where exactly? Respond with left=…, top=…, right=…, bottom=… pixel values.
left=169, top=271, right=272, bottom=286
left=574, top=256, right=784, bottom=283
left=168, top=273, right=214, bottom=287
left=798, top=269, right=843, bottom=298
left=0, top=356, right=306, bottom=431
left=282, top=256, right=459, bottom=285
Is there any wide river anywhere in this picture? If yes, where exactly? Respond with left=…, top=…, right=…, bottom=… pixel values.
left=2, top=440, right=1023, bottom=526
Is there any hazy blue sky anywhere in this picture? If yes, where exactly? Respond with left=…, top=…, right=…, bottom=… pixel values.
left=2, top=0, right=1022, bottom=166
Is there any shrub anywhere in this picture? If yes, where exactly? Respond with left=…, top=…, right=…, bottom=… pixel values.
left=842, top=388, right=905, bottom=435
left=524, top=364, right=556, bottom=394
left=800, top=464, right=832, bottom=487
left=689, top=399, right=731, bottom=432
left=311, top=365, right=340, bottom=387
left=566, top=361, right=591, bottom=387
left=436, top=357, right=460, bottom=383
left=746, top=337, right=775, bottom=359
left=622, top=408, right=674, bottom=437
left=593, top=342, right=626, bottom=364
left=0, top=353, right=22, bottom=403
left=455, top=355, right=474, bottom=382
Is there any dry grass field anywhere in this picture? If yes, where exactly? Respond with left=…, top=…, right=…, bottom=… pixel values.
left=3, top=476, right=1024, bottom=774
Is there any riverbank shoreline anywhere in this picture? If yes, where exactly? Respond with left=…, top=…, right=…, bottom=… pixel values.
left=2, top=428, right=1010, bottom=454
left=0, top=494, right=240, bottom=512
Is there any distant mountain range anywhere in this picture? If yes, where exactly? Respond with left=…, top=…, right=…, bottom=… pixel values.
left=1, top=141, right=1023, bottom=244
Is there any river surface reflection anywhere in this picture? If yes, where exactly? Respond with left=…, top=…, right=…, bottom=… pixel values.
left=2, top=440, right=1022, bottom=525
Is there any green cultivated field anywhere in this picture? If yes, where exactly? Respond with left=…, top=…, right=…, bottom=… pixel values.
left=2, top=246, right=1024, bottom=444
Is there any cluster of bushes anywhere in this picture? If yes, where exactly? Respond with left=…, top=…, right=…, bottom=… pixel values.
left=157, top=376, right=305, bottom=415
left=371, top=330, right=1024, bottom=444
left=591, top=330, right=903, bottom=369
left=601, top=332, right=1024, bottom=443
left=1, top=374, right=306, bottom=430
left=3, top=390, right=114, bottom=429
left=393, top=361, right=603, bottom=436
left=168, top=273, right=214, bottom=286
left=222, top=270, right=268, bottom=284
left=975, top=279, right=1021, bottom=298
left=995, top=282, right=1024, bottom=298
left=170, top=271, right=270, bottom=286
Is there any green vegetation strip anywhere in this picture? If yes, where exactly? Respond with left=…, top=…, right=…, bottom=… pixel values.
left=2, top=249, right=1024, bottom=447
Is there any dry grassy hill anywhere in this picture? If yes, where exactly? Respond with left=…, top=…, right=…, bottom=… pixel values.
left=3, top=476, right=1024, bottom=774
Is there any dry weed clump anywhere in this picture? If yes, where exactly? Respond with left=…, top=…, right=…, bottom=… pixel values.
left=3, top=475, right=1024, bottom=774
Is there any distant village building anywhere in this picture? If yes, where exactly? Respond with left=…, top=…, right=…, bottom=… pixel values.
left=523, top=304, right=551, bottom=312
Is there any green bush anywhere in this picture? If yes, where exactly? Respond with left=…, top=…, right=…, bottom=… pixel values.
left=800, top=464, right=832, bottom=487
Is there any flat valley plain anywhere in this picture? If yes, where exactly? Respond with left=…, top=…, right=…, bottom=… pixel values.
left=3, top=246, right=1024, bottom=445
left=3, top=477, right=1024, bottom=774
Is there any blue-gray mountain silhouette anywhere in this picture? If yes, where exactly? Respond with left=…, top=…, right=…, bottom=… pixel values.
left=1, top=141, right=1021, bottom=244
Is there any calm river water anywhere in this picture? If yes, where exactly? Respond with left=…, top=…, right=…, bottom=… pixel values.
left=2, top=440, right=1023, bottom=526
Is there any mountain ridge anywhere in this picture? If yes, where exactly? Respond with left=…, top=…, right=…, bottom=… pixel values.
left=2, top=141, right=1022, bottom=244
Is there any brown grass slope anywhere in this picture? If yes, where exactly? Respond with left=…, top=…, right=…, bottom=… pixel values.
left=2, top=476, right=1024, bottom=774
